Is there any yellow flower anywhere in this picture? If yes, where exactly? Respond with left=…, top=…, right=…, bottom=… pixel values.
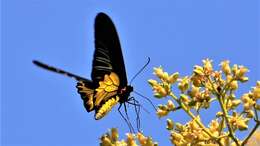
left=252, top=81, right=260, bottom=100
left=231, top=99, right=241, bottom=108
left=111, top=128, right=119, bottom=142
left=166, top=119, right=174, bottom=130
left=153, top=67, right=164, bottom=79
left=100, top=135, right=112, bottom=146
left=229, top=80, right=238, bottom=90
left=230, top=112, right=249, bottom=131
left=191, top=74, right=204, bottom=87
left=220, top=60, right=231, bottom=75
left=126, top=133, right=137, bottom=146
left=166, top=100, right=175, bottom=111
left=232, top=64, right=239, bottom=76
left=178, top=76, right=190, bottom=93
left=189, top=85, right=200, bottom=98
left=237, top=118, right=249, bottom=131
left=148, top=79, right=158, bottom=87
left=241, top=93, right=255, bottom=111
left=155, top=85, right=168, bottom=97
left=193, top=65, right=204, bottom=75
left=236, top=65, right=248, bottom=78
left=246, top=110, right=254, bottom=118
left=167, top=72, right=179, bottom=84
left=203, top=58, right=213, bottom=74
left=156, top=105, right=169, bottom=118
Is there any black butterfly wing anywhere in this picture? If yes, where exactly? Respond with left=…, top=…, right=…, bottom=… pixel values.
left=91, top=13, right=127, bottom=88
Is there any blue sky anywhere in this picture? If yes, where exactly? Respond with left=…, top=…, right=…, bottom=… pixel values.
left=2, top=0, right=259, bottom=145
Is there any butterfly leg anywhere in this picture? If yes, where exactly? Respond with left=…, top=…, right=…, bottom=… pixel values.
left=127, top=98, right=141, bottom=132
left=118, top=103, right=134, bottom=133
left=123, top=103, right=135, bottom=133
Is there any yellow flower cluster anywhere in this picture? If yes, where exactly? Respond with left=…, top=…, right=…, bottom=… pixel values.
left=100, top=128, right=158, bottom=146
left=147, top=59, right=260, bottom=146
left=99, top=59, right=259, bottom=146
left=148, top=67, right=179, bottom=98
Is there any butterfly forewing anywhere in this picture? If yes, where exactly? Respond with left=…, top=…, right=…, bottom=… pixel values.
left=92, top=13, right=127, bottom=87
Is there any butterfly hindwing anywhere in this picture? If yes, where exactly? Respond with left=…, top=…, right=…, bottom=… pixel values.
left=76, top=81, right=95, bottom=112
left=94, top=72, right=120, bottom=120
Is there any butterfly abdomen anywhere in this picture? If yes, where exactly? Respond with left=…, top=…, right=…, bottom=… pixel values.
left=95, top=96, right=120, bottom=120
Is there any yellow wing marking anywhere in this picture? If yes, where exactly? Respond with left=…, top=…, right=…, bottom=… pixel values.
left=95, top=96, right=120, bottom=120
left=77, top=81, right=94, bottom=111
left=95, top=72, right=120, bottom=106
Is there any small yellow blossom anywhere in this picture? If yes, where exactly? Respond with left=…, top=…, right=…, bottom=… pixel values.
left=100, top=135, right=112, bottom=146
left=189, top=85, right=201, bottom=98
left=231, top=99, right=241, bottom=108
left=236, top=65, right=248, bottom=78
left=193, top=65, right=204, bottom=76
left=111, top=128, right=119, bottom=141
left=166, top=119, right=174, bottom=130
left=252, top=86, right=260, bottom=100
left=153, top=67, right=164, bottom=79
left=230, top=112, right=249, bottom=131
left=241, top=93, right=255, bottom=111
left=156, top=105, right=169, bottom=118
left=191, top=74, right=204, bottom=87
left=126, top=133, right=137, bottom=146
left=167, top=72, right=179, bottom=84
left=229, top=80, right=238, bottom=90
left=246, top=110, right=254, bottom=118
left=148, top=79, right=158, bottom=87
left=203, top=58, right=213, bottom=74
left=220, top=60, right=231, bottom=75
left=166, top=100, right=175, bottom=111
left=178, top=76, right=190, bottom=93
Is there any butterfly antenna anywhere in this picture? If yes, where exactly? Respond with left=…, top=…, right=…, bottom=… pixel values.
left=134, top=91, right=157, bottom=112
left=130, top=57, right=150, bottom=85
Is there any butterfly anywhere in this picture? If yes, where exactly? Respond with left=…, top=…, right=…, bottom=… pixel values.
left=33, top=13, right=136, bottom=122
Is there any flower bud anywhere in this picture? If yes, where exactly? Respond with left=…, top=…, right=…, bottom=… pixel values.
left=111, top=128, right=118, bottom=141
left=203, top=58, right=213, bottom=74
left=220, top=60, right=231, bottom=75
left=178, top=76, right=190, bottom=93
left=153, top=67, right=164, bottom=78
left=166, top=119, right=174, bottom=130
left=126, top=133, right=137, bottom=146
left=156, top=108, right=169, bottom=118
left=167, top=100, right=175, bottom=111
left=193, top=65, right=204, bottom=75
left=239, top=76, right=249, bottom=83
left=231, top=99, right=241, bottom=108
left=237, top=66, right=248, bottom=78
left=237, top=118, right=249, bottom=131
left=246, top=110, right=254, bottom=118
left=148, top=79, right=158, bottom=87
left=167, top=72, right=179, bottom=84
left=252, top=86, right=260, bottom=99
left=136, top=133, right=147, bottom=145
left=100, top=135, right=112, bottom=146
left=230, top=80, right=238, bottom=90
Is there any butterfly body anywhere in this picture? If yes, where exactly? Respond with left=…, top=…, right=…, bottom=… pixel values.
left=33, top=12, right=134, bottom=120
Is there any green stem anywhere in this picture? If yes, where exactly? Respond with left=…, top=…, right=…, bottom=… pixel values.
left=241, top=108, right=260, bottom=146
left=241, top=120, right=260, bottom=146
left=207, top=76, right=240, bottom=145
left=169, top=92, right=216, bottom=139
left=217, top=95, right=239, bottom=145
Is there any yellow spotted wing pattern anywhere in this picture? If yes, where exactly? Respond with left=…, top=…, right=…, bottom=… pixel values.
left=76, top=72, right=121, bottom=120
